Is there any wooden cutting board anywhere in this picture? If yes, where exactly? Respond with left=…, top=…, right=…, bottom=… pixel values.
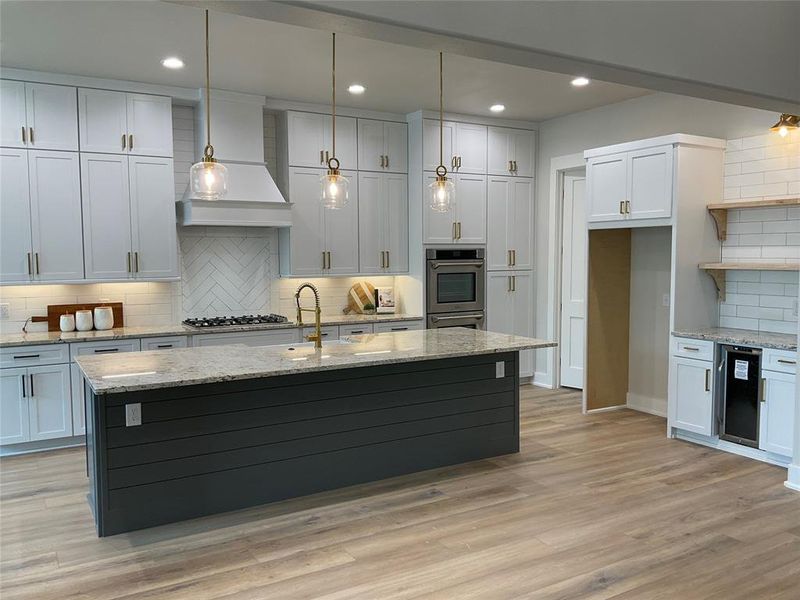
left=43, top=302, right=124, bottom=332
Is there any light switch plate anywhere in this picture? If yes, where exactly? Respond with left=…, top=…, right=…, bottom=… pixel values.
left=662, top=294, right=670, bottom=307
left=125, top=403, right=142, bottom=427
left=495, top=361, right=505, bottom=379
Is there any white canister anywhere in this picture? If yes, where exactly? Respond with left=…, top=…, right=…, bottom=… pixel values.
left=93, top=306, right=114, bottom=330
left=75, top=310, right=94, bottom=331
left=59, top=314, right=76, bottom=332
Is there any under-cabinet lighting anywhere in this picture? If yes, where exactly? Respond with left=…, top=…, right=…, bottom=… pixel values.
left=102, top=371, right=157, bottom=379
left=571, top=77, right=590, bottom=87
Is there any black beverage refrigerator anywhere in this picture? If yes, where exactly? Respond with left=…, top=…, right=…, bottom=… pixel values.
left=719, top=345, right=762, bottom=448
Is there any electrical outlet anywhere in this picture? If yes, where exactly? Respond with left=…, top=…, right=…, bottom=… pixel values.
left=125, top=403, right=142, bottom=427
left=662, top=294, right=670, bottom=308
left=0, top=303, right=9, bottom=320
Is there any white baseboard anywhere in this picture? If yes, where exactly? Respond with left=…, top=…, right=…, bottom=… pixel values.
left=585, top=405, right=626, bottom=414
left=786, top=464, right=800, bottom=492
left=0, top=436, right=85, bottom=457
left=675, top=430, right=790, bottom=468
left=533, top=371, right=554, bottom=389
left=626, top=393, right=667, bottom=418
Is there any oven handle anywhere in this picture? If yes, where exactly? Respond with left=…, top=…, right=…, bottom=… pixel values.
left=429, top=261, right=484, bottom=269
left=430, top=313, right=485, bottom=322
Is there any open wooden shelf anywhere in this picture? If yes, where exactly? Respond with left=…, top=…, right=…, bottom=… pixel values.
left=699, top=262, right=800, bottom=300
left=707, top=197, right=800, bottom=241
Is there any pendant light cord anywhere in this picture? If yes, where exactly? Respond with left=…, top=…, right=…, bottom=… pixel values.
left=204, top=9, right=212, bottom=159
left=439, top=51, right=443, bottom=170
left=331, top=32, right=336, bottom=163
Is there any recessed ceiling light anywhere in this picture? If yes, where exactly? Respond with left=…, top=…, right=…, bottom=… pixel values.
left=348, top=83, right=366, bottom=95
left=571, top=76, right=590, bottom=87
left=489, top=104, right=506, bottom=113
left=161, top=57, right=185, bottom=69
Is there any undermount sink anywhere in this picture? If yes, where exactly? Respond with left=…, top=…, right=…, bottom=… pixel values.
left=280, top=339, right=352, bottom=351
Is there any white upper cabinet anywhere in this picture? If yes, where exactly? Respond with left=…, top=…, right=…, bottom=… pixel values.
left=28, top=151, right=84, bottom=281
left=422, top=173, right=486, bottom=244
left=323, top=170, right=359, bottom=275
left=586, top=143, right=673, bottom=224
left=488, top=127, right=535, bottom=177
left=759, top=369, right=795, bottom=457
left=1, top=81, right=78, bottom=151
left=129, top=156, right=178, bottom=279
left=453, top=123, right=487, bottom=174
left=487, top=176, right=532, bottom=270
left=358, top=172, right=408, bottom=273
left=79, top=88, right=172, bottom=157
left=357, top=119, right=407, bottom=173
left=423, top=119, right=455, bottom=172
left=287, top=111, right=356, bottom=170
left=0, top=148, right=33, bottom=283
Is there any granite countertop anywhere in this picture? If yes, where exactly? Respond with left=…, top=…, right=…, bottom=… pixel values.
left=0, top=314, right=424, bottom=348
left=76, top=328, right=557, bottom=394
left=673, top=327, right=797, bottom=351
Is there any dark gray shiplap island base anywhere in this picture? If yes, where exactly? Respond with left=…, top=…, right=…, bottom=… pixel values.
left=76, top=328, right=555, bottom=536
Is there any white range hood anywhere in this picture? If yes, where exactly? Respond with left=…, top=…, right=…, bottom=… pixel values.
left=178, top=90, right=291, bottom=227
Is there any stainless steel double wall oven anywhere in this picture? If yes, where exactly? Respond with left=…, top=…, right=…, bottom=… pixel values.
left=426, top=248, right=486, bottom=330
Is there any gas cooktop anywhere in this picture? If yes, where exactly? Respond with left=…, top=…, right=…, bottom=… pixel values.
left=182, top=314, right=290, bottom=328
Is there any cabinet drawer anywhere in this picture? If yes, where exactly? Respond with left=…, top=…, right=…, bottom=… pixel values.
left=191, top=329, right=300, bottom=347
left=141, top=336, right=188, bottom=351
left=301, top=326, right=338, bottom=341
left=1, top=344, right=70, bottom=368
left=339, top=323, right=375, bottom=336
left=374, top=320, right=424, bottom=334
left=70, top=339, right=141, bottom=361
left=672, top=337, right=714, bottom=361
left=762, top=348, right=798, bottom=374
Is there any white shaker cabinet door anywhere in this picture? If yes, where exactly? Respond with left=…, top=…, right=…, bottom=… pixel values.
left=322, top=115, right=357, bottom=173
left=454, top=174, right=487, bottom=244
left=129, top=156, right=178, bottom=278
left=627, top=145, right=673, bottom=220
left=288, top=112, right=326, bottom=168
left=70, top=363, right=86, bottom=436
left=384, top=173, right=408, bottom=273
left=357, top=172, right=385, bottom=273
left=586, top=152, right=627, bottom=223
left=759, top=370, right=795, bottom=457
left=28, top=151, right=84, bottom=281
left=357, top=119, right=385, bottom=172
left=383, top=121, right=408, bottom=174
left=423, top=173, right=456, bottom=244
left=454, top=123, right=487, bottom=174
left=423, top=119, right=454, bottom=172
left=511, top=271, right=534, bottom=377
left=488, top=128, right=513, bottom=176
left=78, top=88, right=128, bottom=154
left=81, top=153, right=133, bottom=280
left=27, top=364, right=72, bottom=441
left=0, top=368, right=29, bottom=445
left=487, top=176, right=512, bottom=270
left=511, top=129, right=535, bottom=178
left=0, top=80, right=27, bottom=148
left=486, top=272, right=514, bottom=336
left=510, top=178, right=533, bottom=270
left=0, top=148, right=33, bottom=283
left=671, top=356, right=714, bottom=436
left=288, top=168, right=326, bottom=275
left=126, top=93, right=173, bottom=157
left=25, top=83, right=79, bottom=151
left=324, top=170, right=359, bottom=275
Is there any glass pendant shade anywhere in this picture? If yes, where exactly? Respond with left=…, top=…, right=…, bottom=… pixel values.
left=190, top=159, right=228, bottom=200
left=320, top=170, right=350, bottom=209
left=429, top=174, right=455, bottom=213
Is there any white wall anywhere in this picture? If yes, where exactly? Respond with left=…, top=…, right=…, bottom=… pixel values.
left=535, top=92, right=782, bottom=387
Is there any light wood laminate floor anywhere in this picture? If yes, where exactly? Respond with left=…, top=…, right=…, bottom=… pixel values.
left=2, top=387, right=799, bottom=599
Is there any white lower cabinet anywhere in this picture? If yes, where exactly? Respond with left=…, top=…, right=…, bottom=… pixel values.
left=339, top=323, right=374, bottom=336
left=192, top=329, right=300, bottom=347
left=670, top=355, right=714, bottom=436
left=759, top=369, right=795, bottom=457
left=374, top=320, right=424, bottom=333
left=358, top=172, right=408, bottom=273
left=0, top=363, right=71, bottom=444
left=141, top=336, right=188, bottom=351
left=486, top=272, right=533, bottom=377
left=301, top=326, right=339, bottom=342
left=0, top=368, right=29, bottom=445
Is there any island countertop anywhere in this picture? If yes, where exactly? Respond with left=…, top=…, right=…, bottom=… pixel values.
left=76, top=328, right=556, bottom=394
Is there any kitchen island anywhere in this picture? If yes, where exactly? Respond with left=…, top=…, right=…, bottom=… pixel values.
left=76, top=328, right=554, bottom=536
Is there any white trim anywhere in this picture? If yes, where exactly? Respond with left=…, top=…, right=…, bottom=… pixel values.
left=583, top=133, right=726, bottom=158
left=406, top=110, right=538, bottom=130
left=0, top=436, right=85, bottom=457
left=786, top=465, right=800, bottom=492
left=532, top=372, right=554, bottom=389
left=266, top=98, right=407, bottom=122
left=675, top=430, right=790, bottom=468
left=585, top=405, right=627, bottom=414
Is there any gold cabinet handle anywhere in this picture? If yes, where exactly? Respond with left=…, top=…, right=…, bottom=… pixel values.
left=386, top=250, right=389, bottom=269
left=327, top=251, right=331, bottom=270
left=512, top=249, right=516, bottom=266
left=320, top=150, right=325, bottom=165
left=457, top=156, right=462, bottom=169
left=512, top=275, right=516, bottom=292
left=26, top=252, right=32, bottom=275
left=129, top=134, right=134, bottom=151
left=34, top=252, right=40, bottom=275
left=625, top=200, right=631, bottom=214
left=508, top=160, right=513, bottom=173
left=325, top=150, right=329, bottom=164
left=508, top=276, right=512, bottom=292
left=513, top=160, right=517, bottom=172
left=21, top=126, right=27, bottom=144
left=761, top=378, right=767, bottom=402
left=122, top=134, right=127, bottom=150
left=458, top=222, right=462, bottom=239
left=127, top=252, right=132, bottom=273
left=704, top=369, right=710, bottom=392
left=380, top=250, right=385, bottom=268
left=507, top=250, right=512, bottom=266
left=380, top=155, right=384, bottom=168
left=452, top=222, right=457, bottom=240
left=134, top=251, right=139, bottom=273
left=619, top=201, right=624, bottom=215
left=385, top=154, right=389, bottom=169
left=29, top=127, right=34, bottom=144
left=451, top=156, right=456, bottom=169
left=322, top=251, right=326, bottom=270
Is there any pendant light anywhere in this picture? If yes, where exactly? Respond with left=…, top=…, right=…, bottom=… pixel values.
left=321, top=32, right=350, bottom=209
left=189, top=9, right=228, bottom=200
left=770, top=113, right=799, bottom=138
left=429, top=52, right=454, bottom=213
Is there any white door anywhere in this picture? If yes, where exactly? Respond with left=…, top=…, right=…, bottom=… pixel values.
left=27, top=364, right=72, bottom=441
left=0, top=80, right=27, bottom=148
left=423, top=119, right=454, bottom=172
left=126, top=93, right=173, bottom=157
left=559, top=175, right=587, bottom=389
left=510, top=178, right=533, bottom=270
left=511, top=130, right=535, bottom=178
left=423, top=173, right=456, bottom=244
left=78, top=88, right=128, bottom=154
left=357, top=119, right=385, bottom=172
left=487, top=127, right=513, bottom=176
left=28, top=151, right=84, bottom=281
left=24, top=83, right=78, bottom=151
left=512, top=271, right=534, bottom=377
left=129, top=156, right=178, bottom=278
left=672, top=357, right=714, bottom=436
left=323, top=115, right=357, bottom=172
left=384, top=173, right=408, bottom=273
left=487, top=272, right=514, bottom=336
left=586, top=152, right=627, bottom=223
left=627, top=145, right=673, bottom=220
left=454, top=123, right=487, bottom=174
left=0, top=367, right=29, bottom=445
left=81, top=153, right=133, bottom=280
left=0, top=148, right=33, bottom=283
left=324, top=170, right=359, bottom=275
left=383, top=122, right=408, bottom=174
left=70, top=363, right=86, bottom=436
left=455, top=174, right=487, bottom=244
left=486, top=176, right=512, bottom=270
left=759, top=370, right=795, bottom=457
left=288, top=168, right=326, bottom=275
left=358, top=171, right=385, bottom=273
left=288, top=112, right=326, bottom=168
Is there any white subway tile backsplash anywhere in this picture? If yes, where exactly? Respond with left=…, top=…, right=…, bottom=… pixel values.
left=720, top=316, right=760, bottom=330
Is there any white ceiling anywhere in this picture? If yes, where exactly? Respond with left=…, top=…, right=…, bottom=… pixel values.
left=0, top=0, right=650, bottom=122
